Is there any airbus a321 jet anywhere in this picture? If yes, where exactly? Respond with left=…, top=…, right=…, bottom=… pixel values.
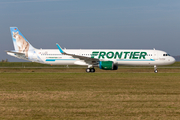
left=7, top=27, right=175, bottom=73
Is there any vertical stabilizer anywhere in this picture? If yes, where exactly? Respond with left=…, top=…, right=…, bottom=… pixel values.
left=10, top=27, right=35, bottom=58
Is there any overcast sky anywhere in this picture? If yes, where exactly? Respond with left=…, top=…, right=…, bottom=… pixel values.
left=1, top=0, right=180, bottom=62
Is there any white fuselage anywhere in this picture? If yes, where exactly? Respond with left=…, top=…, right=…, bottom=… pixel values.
left=8, top=27, right=176, bottom=73
left=31, top=49, right=175, bottom=66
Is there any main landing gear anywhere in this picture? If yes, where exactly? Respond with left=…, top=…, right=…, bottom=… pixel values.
left=154, top=65, right=158, bottom=73
left=86, top=68, right=95, bottom=73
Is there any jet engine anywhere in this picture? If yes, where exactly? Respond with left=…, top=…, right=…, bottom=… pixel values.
left=99, top=61, right=118, bottom=70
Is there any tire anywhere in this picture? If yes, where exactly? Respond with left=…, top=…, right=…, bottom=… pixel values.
left=154, top=70, right=158, bottom=73
left=90, top=68, right=95, bottom=73
left=86, top=68, right=91, bottom=73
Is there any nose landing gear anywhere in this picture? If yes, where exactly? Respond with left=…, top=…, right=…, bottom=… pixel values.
left=154, top=65, right=158, bottom=73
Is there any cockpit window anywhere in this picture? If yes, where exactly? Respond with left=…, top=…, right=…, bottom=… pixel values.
left=163, top=54, right=170, bottom=56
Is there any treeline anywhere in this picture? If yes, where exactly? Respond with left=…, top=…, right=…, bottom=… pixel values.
left=1, top=59, right=8, bottom=62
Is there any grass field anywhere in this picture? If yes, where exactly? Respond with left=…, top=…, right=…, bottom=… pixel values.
left=1, top=61, right=180, bottom=68
left=1, top=71, right=180, bottom=120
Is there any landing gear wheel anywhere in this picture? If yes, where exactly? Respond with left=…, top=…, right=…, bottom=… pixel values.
left=90, top=68, right=95, bottom=73
left=154, top=70, right=158, bottom=73
left=86, top=68, right=95, bottom=73
left=154, top=65, right=158, bottom=73
left=86, top=68, right=91, bottom=73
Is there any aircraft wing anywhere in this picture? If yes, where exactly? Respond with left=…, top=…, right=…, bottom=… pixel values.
left=56, top=43, right=99, bottom=64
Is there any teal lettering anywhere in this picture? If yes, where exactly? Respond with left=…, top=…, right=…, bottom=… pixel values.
left=124, top=52, right=130, bottom=59
left=91, top=51, right=99, bottom=58
left=93, top=51, right=147, bottom=59
left=133, top=52, right=140, bottom=59
left=98, top=52, right=106, bottom=59
left=114, top=52, right=122, bottom=59
left=129, top=52, right=133, bottom=59
left=106, top=52, right=114, bottom=59
left=139, top=52, right=147, bottom=59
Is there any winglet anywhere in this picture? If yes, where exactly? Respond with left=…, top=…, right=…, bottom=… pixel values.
left=56, top=43, right=64, bottom=53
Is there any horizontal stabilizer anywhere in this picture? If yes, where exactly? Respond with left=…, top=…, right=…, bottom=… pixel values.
left=6, top=50, right=25, bottom=55
left=6, top=50, right=28, bottom=60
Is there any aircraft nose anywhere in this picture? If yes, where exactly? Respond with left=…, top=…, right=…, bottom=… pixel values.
left=170, top=56, right=176, bottom=64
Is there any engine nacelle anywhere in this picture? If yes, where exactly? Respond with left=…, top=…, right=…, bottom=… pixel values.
left=99, top=61, right=118, bottom=70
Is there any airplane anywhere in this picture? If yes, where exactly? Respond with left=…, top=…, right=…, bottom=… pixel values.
left=6, top=27, right=175, bottom=73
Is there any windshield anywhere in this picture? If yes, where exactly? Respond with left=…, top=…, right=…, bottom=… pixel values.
left=163, top=54, right=170, bottom=56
